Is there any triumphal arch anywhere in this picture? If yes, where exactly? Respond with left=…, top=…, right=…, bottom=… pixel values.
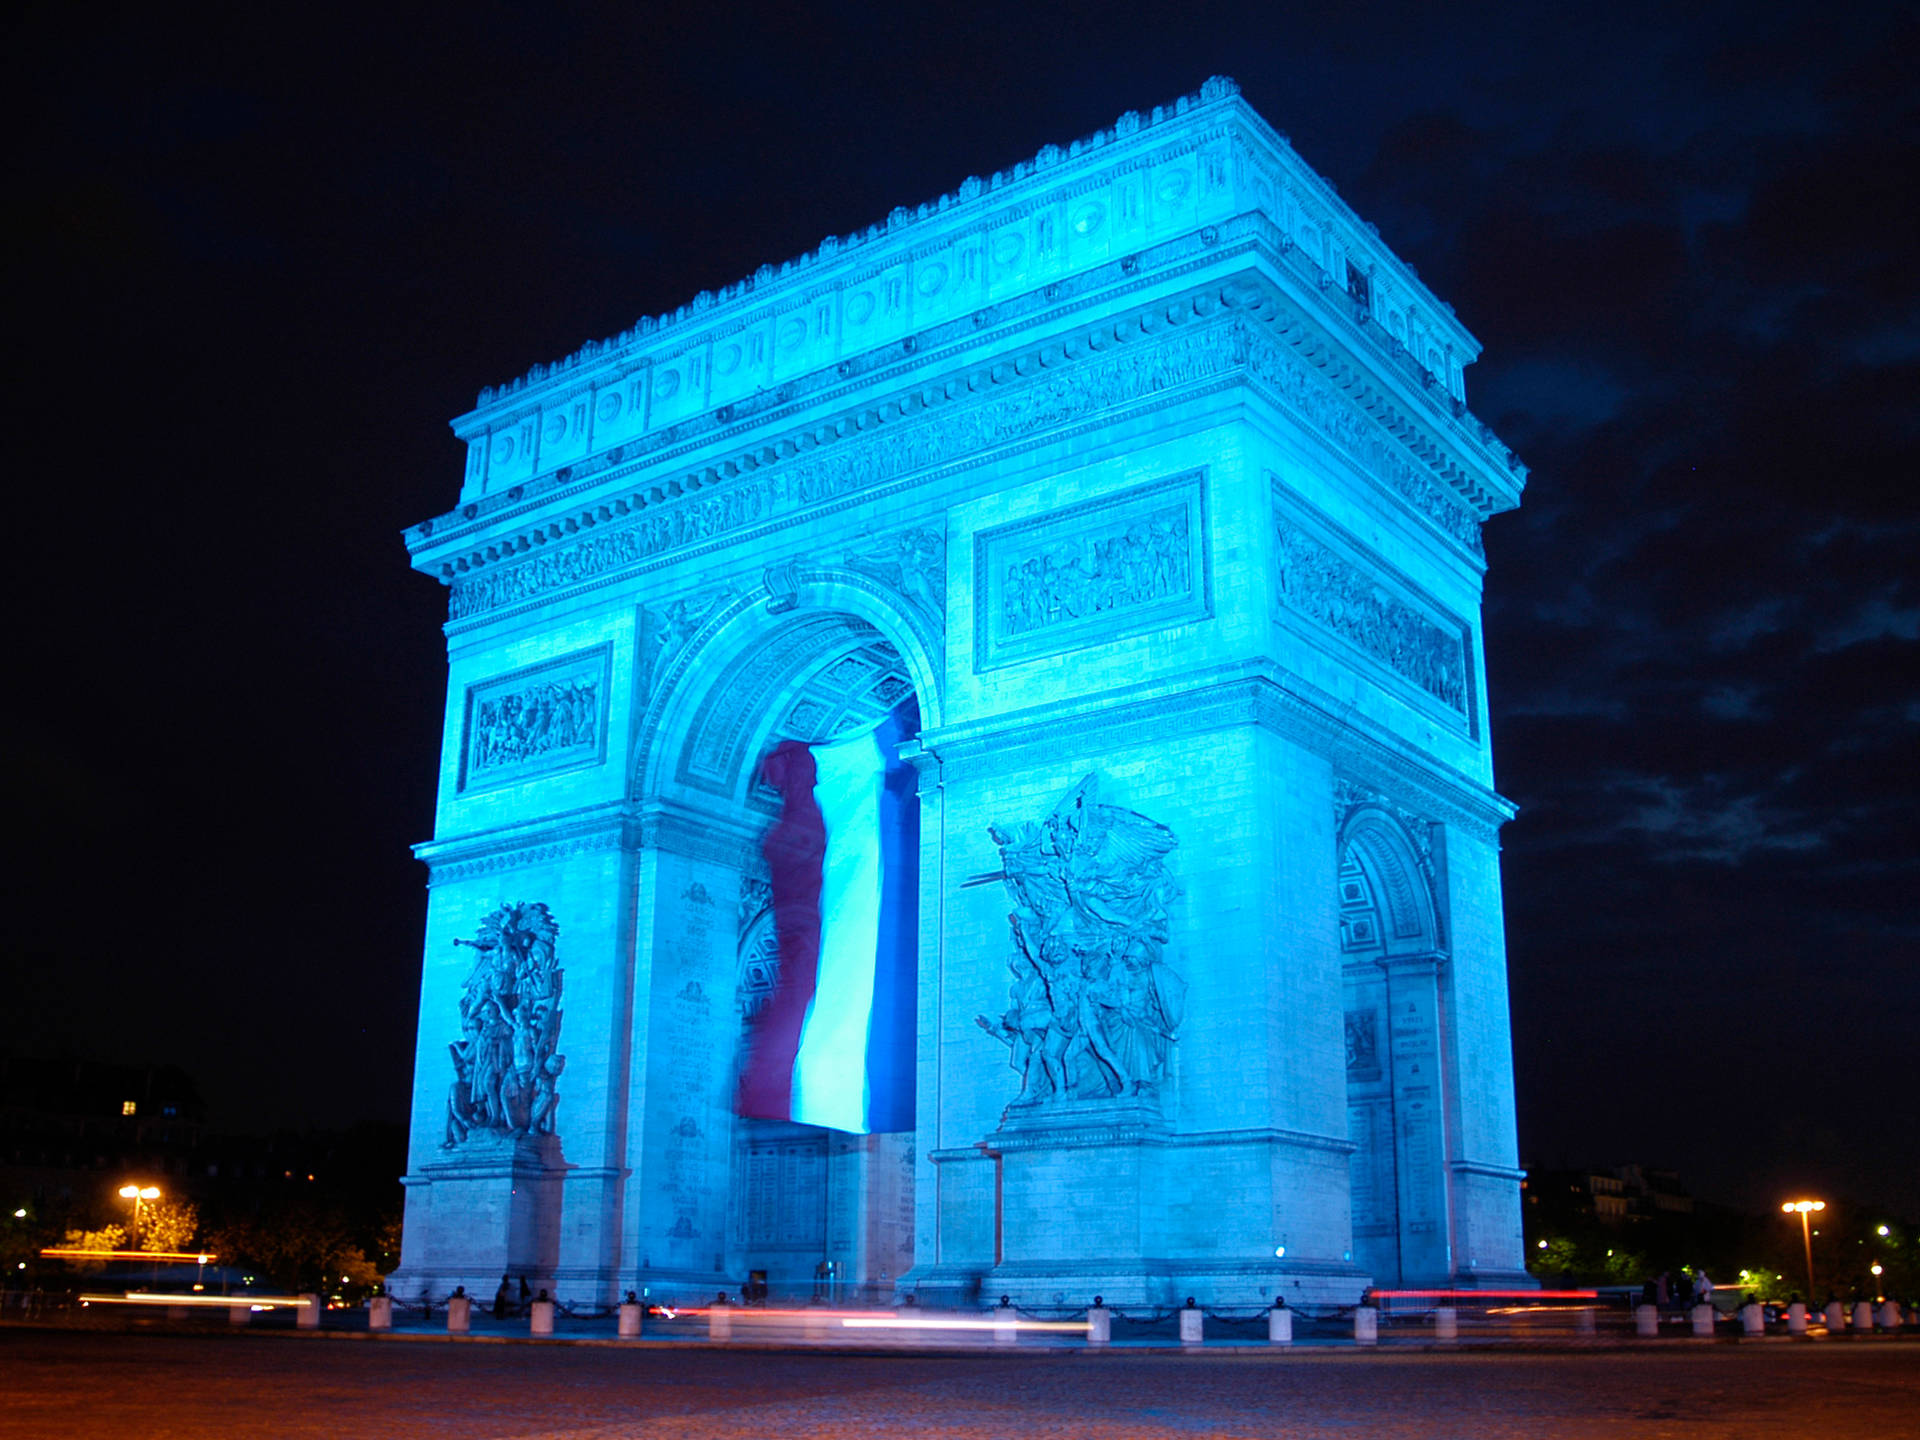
left=391, top=77, right=1532, bottom=1310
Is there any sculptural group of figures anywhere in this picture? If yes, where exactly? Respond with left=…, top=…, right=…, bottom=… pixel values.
left=444, top=902, right=567, bottom=1147
left=977, top=775, right=1187, bottom=1103
left=1001, top=511, right=1189, bottom=637
left=471, top=679, right=599, bottom=774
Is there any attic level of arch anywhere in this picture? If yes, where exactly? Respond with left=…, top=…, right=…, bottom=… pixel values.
left=455, top=79, right=1473, bottom=427
left=407, top=229, right=1526, bottom=610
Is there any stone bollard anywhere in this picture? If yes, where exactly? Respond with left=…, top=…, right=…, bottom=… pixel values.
left=1354, top=1305, right=1379, bottom=1346
left=1087, top=1299, right=1111, bottom=1347
left=709, top=1295, right=732, bottom=1342
left=1576, top=1306, right=1597, bottom=1337
left=617, top=1294, right=643, bottom=1339
left=1434, top=1306, right=1458, bottom=1341
left=993, top=1296, right=1017, bottom=1345
left=1635, top=1304, right=1658, bottom=1337
left=1268, top=1301, right=1293, bottom=1347
left=1824, top=1300, right=1846, bottom=1333
left=447, top=1291, right=471, bottom=1334
left=1178, top=1298, right=1204, bottom=1347
left=1690, top=1303, right=1715, bottom=1338
left=1741, top=1302, right=1764, bottom=1337
left=298, top=1293, right=321, bottom=1329
left=530, top=1291, right=555, bottom=1337
left=368, top=1295, right=393, bottom=1331
left=804, top=1305, right=831, bottom=1342
left=229, top=1301, right=251, bottom=1326
left=1852, top=1301, right=1875, bottom=1333
left=1787, top=1302, right=1807, bottom=1335
left=1878, top=1300, right=1901, bottom=1331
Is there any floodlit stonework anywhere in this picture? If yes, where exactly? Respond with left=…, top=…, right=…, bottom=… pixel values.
left=390, top=76, right=1532, bottom=1311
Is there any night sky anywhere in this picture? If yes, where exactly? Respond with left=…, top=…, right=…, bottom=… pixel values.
left=8, top=2, right=1915, bottom=1216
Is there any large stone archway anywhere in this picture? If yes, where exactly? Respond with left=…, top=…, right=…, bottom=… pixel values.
left=618, top=592, right=932, bottom=1302
left=392, top=79, right=1533, bottom=1308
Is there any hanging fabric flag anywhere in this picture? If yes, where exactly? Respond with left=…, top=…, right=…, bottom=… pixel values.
left=738, top=697, right=919, bottom=1133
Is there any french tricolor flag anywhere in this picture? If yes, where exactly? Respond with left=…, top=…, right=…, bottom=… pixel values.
left=737, top=698, right=918, bottom=1134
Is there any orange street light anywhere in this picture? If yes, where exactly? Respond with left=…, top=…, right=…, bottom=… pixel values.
left=118, top=1184, right=160, bottom=1245
left=1782, top=1199, right=1825, bottom=1300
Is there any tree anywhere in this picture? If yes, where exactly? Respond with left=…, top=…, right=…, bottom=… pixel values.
left=60, top=1224, right=127, bottom=1252
left=137, top=1197, right=199, bottom=1253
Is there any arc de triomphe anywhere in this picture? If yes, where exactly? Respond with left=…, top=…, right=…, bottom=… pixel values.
left=390, top=77, right=1532, bottom=1310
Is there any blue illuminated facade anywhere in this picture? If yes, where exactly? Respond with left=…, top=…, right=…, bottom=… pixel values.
left=391, top=77, right=1532, bottom=1309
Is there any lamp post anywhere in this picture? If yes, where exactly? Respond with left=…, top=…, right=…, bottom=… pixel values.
left=118, top=1184, right=160, bottom=1248
left=1782, top=1199, right=1825, bottom=1300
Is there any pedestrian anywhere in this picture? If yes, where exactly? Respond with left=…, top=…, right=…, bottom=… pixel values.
left=1656, top=1271, right=1671, bottom=1309
left=494, top=1274, right=512, bottom=1319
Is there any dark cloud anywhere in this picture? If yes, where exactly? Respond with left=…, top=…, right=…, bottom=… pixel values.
left=4, top=0, right=1913, bottom=1212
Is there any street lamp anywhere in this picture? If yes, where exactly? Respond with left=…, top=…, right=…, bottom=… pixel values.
left=118, top=1184, right=160, bottom=1247
left=1782, top=1199, right=1825, bottom=1301
left=1871, top=1263, right=1884, bottom=1300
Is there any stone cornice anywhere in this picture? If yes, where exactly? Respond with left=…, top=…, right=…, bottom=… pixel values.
left=412, top=219, right=1249, bottom=569
left=413, top=802, right=639, bottom=887
left=919, top=662, right=1514, bottom=842
left=634, top=799, right=762, bottom=870
left=1451, top=1160, right=1528, bottom=1182
left=413, top=797, right=764, bottom=884
left=977, top=1123, right=1358, bottom=1156
left=419, top=273, right=1515, bottom=636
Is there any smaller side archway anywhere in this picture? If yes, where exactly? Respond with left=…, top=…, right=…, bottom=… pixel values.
left=1336, top=806, right=1454, bottom=1287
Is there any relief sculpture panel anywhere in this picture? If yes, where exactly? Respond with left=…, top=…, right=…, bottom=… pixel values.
left=1272, top=498, right=1471, bottom=719
left=459, top=644, right=611, bottom=791
left=973, top=470, right=1209, bottom=671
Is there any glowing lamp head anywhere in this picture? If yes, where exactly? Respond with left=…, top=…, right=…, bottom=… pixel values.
left=1782, top=1199, right=1824, bottom=1214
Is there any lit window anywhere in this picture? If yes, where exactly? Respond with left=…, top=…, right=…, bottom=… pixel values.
left=122, top=1101, right=137, bottom=1116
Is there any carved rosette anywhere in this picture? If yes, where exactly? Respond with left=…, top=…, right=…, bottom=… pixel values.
left=976, top=774, right=1187, bottom=1107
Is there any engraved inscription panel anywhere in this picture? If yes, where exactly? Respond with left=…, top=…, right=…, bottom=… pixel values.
left=458, top=644, right=611, bottom=792
left=973, top=470, right=1210, bottom=671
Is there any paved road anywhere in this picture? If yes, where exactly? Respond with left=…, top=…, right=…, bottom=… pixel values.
left=2, top=1330, right=1916, bottom=1438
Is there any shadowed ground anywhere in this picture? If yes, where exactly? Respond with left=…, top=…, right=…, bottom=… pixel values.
left=2, top=1330, right=1916, bottom=1438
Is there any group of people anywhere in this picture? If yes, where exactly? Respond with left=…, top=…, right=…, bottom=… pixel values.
left=1641, top=1269, right=1716, bottom=1310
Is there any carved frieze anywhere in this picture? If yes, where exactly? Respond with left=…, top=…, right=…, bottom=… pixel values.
left=447, top=321, right=1234, bottom=622
left=1274, top=510, right=1470, bottom=718
left=976, top=774, right=1187, bottom=1106
left=444, top=309, right=1487, bottom=626
left=459, top=645, right=611, bottom=792
left=974, top=471, right=1209, bottom=671
left=443, top=902, right=566, bottom=1148
left=1241, top=338, right=1482, bottom=553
